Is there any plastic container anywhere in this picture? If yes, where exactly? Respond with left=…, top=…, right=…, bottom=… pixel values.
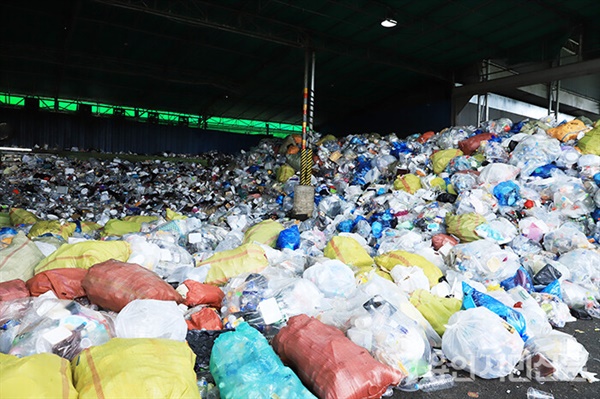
left=527, top=387, right=554, bottom=399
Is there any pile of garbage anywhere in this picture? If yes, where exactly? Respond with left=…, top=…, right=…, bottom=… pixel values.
left=2, top=114, right=600, bottom=398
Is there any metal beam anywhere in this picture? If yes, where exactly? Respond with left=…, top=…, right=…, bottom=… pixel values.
left=453, top=57, right=600, bottom=98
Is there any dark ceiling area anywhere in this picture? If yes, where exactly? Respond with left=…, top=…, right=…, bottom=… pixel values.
left=2, top=0, right=600, bottom=131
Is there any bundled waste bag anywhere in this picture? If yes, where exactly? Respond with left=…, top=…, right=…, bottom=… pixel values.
left=0, top=232, right=46, bottom=283
left=242, top=219, right=284, bottom=247
left=0, top=352, right=78, bottom=399
left=374, top=250, right=443, bottom=287
left=9, top=208, right=39, bottom=226
left=26, top=268, right=88, bottom=299
left=272, top=314, right=405, bottom=399
left=35, top=240, right=130, bottom=274
left=186, top=329, right=232, bottom=380
left=346, top=296, right=432, bottom=383
left=82, top=260, right=182, bottom=312
left=210, top=322, right=316, bottom=399
left=115, top=299, right=187, bottom=341
left=28, top=220, right=77, bottom=240
left=324, top=235, right=374, bottom=268
left=276, top=224, right=301, bottom=250
left=462, top=282, right=528, bottom=341
left=0, top=279, right=29, bottom=301
left=445, top=213, right=486, bottom=242
left=410, top=289, right=462, bottom=336
left=72, top=338, right=200, bottom=399
left=7, top=293, right=113, bottom=359
left=178, top=279, right=224, bottom=308
left=442, top=307, right=524, bottom=379
left=524, top=330, right=589, bottom=381
left=200, top=243, right=269, bottom=285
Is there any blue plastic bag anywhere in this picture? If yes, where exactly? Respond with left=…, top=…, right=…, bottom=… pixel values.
left=210, top=323, right=316, bottom=399
left=462, top=282, right=528, bottom=341
left=277, top=225, right=301, bottom=250
left=500, top=266, right=535, bottom=293
left=541, top=279, right=563, bottom=299
left=493, top=181, right=521, bottom=206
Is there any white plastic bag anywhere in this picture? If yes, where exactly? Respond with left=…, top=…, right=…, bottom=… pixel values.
left=524, top=330, right=589, bottom=381
left=303, top=259, right=356, bottom=298
left=115, top=299, right=187, bottom=341
left=390, top=266, right=430, bottom=294
left=442, top=307, right=524, bottom=379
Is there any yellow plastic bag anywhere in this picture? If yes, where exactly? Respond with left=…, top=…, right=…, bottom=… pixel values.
left=9, top=208, right=40, bottom=226
left=242, top=219, right=284, bottom=247
left=71, top=338, right=200, bottom=399
left=123, top=215, right=160, bottom=224
left=0, top=352, right=78, bottom=399
left=445, top=213, right=486, bottom=243
left=35, top=240, right=131, bottom=274
left=102, top=219, right=143, bottom=237
left=430, top=149, right=463, bottom=174
left=410, top=289, right=462, bottom=336
left=81, top=221, right=102, bottom=233
left=276, top=164, right=296, bottom=182
left=166, top=208, right=187, bottom=221
left=0, top=231, right=46, bottom=283
left=201, top=243, right=269, bottom=285
left=28, top=221, right=77, bottom=240
left=324, top=235, right=374, bottom=268
left=0, top=212, right=11, bottom=227
left=374, top=250, right=443, bottom=287
left=547, top=119, right=588, bottom=142
left=577, top=124, right=600, bottom=155
left=393, top=174, right=422, bottom=194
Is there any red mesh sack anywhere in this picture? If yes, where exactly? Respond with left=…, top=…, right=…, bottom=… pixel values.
left=0, top=279, right=29, bottom=301
left=272, top=314, right=404, bottom=399
left=186, top=307, right=223, bottom=330
left=458, top=133, right=495, bottom=155
left=431, top=234, right=459, bottom=251
left=417, top=131, right=435, bottom=144
left=181, top=279, right=224, bottom=308
left=82, top=260, right=182, bottom=312
left=26, top=268, right=88, bottom=299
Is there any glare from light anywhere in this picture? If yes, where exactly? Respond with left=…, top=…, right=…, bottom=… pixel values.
left=381, top=18, right=397, bottom=28
left=0, top=147, right=32, bottom=152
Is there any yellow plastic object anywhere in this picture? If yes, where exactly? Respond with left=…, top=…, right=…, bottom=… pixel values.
left=166, top=208, right=187, bottom=221
left=35, top=240, right=131, bottom=274
left=410, top=289, right=462, bottom=336
left=81, top=221, right=102, bottom=233
left=242, top=219, right=284, bottom=247
left=324, top=235, right=374, bottom=268
left=9, top=208, right=40, bottom=226
left=0, top=352, right=78, bottom=399
left=0, top=212, right=11, bottom=227
left=28, top=220, right=77, bottom=240
left=430, top=149, right=463, bottom=174
left=393, top=174, right=422, bottom=194
left=0, top=231, right=46, bottom=282
left=374, top=250, right=443, bottom=287
left=276, top=164, right=296, bottom=182
left=102, top=219, right=143, bottom=237
left=445, top=213, right=486, bottom=243
left=71, top=338, right=200, bottom=399
left=123, top=215, right=160, bottom=224
left=547, top=119, right=588, bottom=142
left=577, top=124, right=600, bottom=155
left=201, top=243, right=269, bottom=285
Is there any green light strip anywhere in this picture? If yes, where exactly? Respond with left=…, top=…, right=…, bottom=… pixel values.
left=0, top=92, right=299, bottom=138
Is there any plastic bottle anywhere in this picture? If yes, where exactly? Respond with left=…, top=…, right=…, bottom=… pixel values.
left=527, top=387, right=554, bottom=399
left=416, top=374, right=455, bottom=392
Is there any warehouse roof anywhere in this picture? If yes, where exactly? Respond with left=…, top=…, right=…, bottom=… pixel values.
left=2, top=0, right=599, bottom=129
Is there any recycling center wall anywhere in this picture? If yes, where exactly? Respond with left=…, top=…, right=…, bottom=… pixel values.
left=0, top=108, right=265, bottom=154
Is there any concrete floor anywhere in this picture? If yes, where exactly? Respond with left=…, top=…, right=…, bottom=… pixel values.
left=391, top=317, right=600, bottom=399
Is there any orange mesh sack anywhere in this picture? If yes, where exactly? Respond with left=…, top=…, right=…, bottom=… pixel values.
left=458, top=133, right=495, bottom=155
left=0, top=279, right=29, bottom=301
left=82, top=260, right=182, bottom=312
left=272, top=314, right=405, bottom=399
left=26, top=268, right=88, bottom=299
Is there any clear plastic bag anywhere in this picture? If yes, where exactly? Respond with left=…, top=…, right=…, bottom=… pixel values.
left=450, top=240, right=521, bottom=283
left=509, top=134, right=562, bottom=177
left=302, top=259, right=357, bottom=298
left=442, top=307, right=524, bottom=379
left=543, top=224, right=592, bottom=254
left=524, top=330, right=589, bottom=381
left=114, top=299, right=187, bottom=341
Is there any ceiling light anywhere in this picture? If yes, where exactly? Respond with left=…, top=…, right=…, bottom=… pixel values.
left=381, top=18, right=397, bottom=28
